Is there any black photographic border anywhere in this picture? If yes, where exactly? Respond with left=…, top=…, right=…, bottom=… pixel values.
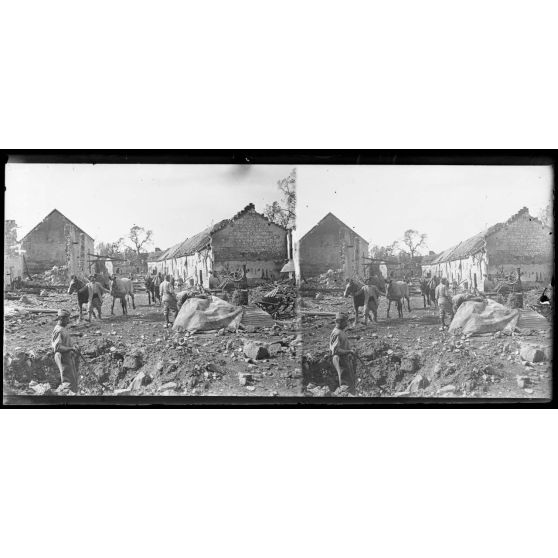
left=2, top=149, right=555, bottom=409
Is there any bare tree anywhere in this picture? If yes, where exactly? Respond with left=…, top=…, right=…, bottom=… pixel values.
left=128, top=225, right=153, bottom=256
left=400, top=229, right=428, bottom=259
left=264, top=168, right=296, bottom=229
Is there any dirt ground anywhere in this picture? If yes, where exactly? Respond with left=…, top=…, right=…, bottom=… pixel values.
left=3, top=289, right=302, bottom=397
left=3, top=286, right=552, bottom=400
left=300, top=290, right=552, bottom=399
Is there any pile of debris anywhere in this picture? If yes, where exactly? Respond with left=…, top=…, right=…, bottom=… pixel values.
left=522, top=286, right=553, bottom=320
left=396, top=328, right=553, bottom=398
left=300, top=321, right=552, bottom=398
left=3, top=302, right=302, bottom=397
left=27, top=265, right=70, bottom=286
left=303, top=269, right=345, bottom=289
left=248, top=280, right=297, bottom=319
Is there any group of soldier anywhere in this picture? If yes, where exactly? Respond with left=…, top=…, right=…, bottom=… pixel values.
left=329, top=273, right=461, bottom=396
left=47, top=268, right=505, bottom=396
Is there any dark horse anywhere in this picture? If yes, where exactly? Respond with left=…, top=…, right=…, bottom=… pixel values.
left=144, top=274, right=161, bottom=306
left=68, top=276, right=101, bottom=321
left=419, top=276, right=439, bottom=308
left=344, top=279, right=380, bottom=326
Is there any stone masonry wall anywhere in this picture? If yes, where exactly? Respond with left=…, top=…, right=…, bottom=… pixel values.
left=486, top=209, right=553, bottom=281
left=21, top=211, right=94, bottom=276
left=211, top=210, right=288, bottom=266
left=299, top=221, right=369, bottom=279
left=299, top=230, right=342, bottom=278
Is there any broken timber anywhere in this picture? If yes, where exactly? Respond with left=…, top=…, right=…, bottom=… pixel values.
left=299, top=287, right=345, bottom=293
left=11, top=307, right=65, bottom=314
left=299, top=310, right=337, bottom=317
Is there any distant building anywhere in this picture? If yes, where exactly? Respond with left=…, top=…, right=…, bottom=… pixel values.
left=146, top=249, right=163, bottom=273
left=421, top=251, right=438, bottom=267
left=153, top=203, right=289, bottom=287
left=19, top=209, right=94, bottom=278
left=421, top=207, right=553, bottom=289
left=298, top=213, right=369, bottom=279
left=109, top=253, right=149, bottom=277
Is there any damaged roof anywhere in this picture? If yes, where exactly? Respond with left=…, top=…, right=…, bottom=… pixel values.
left=429, top=207, right=537, bottom=265
left=155, top=242, right=182, bottom=262
left=156, top=203, right=286, bottom=261
left=173, top=220, right=228, bottom=258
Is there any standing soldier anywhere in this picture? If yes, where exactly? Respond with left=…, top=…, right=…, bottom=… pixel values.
left=86, top=274, right=110, bottom=321
left=330, top=312, right=357, bottom=394
left=159, top=274, right=178, bottom=327
left=52, top=309, right=80, bottom=393
left=435, top=277, right=454, bottom=329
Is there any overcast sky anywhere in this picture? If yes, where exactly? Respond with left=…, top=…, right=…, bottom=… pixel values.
left=296, top=165, right=553, bottom=254
left=5, top=164, right=295, bottom=249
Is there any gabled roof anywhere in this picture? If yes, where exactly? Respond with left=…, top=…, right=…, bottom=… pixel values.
left=155, top=242, right=181, bottom=262
left=430, top=232, right=486, bottom=265
left=429, top=207, right=538, bottom=265
left=300, top=212, right=368, bottom=245
left=21, top=209, right=94, bottom=242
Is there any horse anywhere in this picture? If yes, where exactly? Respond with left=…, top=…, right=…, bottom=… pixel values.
left=429, top=276, right=439, bottom=308
left=144, top=275, right=158, bottom=305
left=344, top=278, right=381, bottom=326
left=68, top=276, right=101, bottom=321
left=419, top=278, right=431, bottom=308
left=152, top=273, right=163, bottom=306
left=419, top=276, right=439, bottom=308
left=385, top=280, right=411, bottom=319
left=109, top=276, right=135, bottom=315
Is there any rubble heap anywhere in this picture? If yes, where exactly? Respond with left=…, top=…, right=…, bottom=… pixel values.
left=248, top=279, right=297, bottom=319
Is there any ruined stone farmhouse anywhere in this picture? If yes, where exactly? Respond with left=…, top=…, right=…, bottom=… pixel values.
left=19, top=209, right=95, bottom=277
left=298, top=212, right=369, bottom=279
left=151, top=203, right=290, bottom=287
left=422, top=207, right=553, bottom=289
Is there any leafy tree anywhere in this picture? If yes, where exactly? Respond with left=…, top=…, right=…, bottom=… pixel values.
left=96, top=238, right=125, bottom=258
left=538, top=202, right=552, bottom=228
left=127, top=225, right=153, bottom=256
left=4, top=221, right=20, bottom=256
left=369, top=242, right=398, bottom=260
left=399, top=229, right=427, bottom=259
left=264, top=168, right=296, bottom=229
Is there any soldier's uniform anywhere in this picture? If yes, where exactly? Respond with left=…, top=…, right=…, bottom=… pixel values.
left=52, top=309, right=80, bottom=393
left=330, top=313, right=356, bottom=394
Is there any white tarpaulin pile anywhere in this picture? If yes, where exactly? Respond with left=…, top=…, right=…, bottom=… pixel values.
left=173, top=296, right=243, bottom=332
left=448, top=298, right=520, bottom=335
